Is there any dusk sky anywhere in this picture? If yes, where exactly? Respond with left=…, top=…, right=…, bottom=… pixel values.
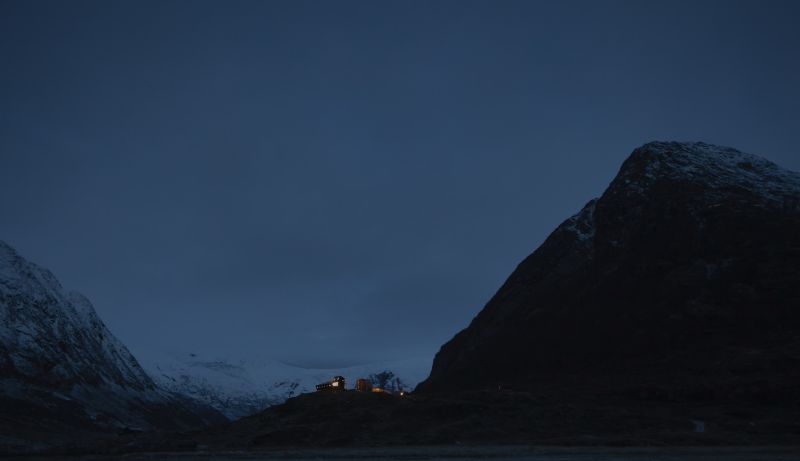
left=1, top=0, right=799, bottom=368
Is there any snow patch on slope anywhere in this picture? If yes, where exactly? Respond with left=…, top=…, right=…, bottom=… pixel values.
left=563, top=199, right=598, bottom=242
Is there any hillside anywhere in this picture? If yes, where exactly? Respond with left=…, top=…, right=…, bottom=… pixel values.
left=0, top=241, right=225, bottom=453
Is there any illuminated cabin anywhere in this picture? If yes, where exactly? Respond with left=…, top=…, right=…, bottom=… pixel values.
left=315, top=375, right=346, bottom=392
left=355, top=378, right=372, bottom=392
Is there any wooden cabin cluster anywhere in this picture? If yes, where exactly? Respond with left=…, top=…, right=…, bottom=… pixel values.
left=314, top=376, right=407, bottom=396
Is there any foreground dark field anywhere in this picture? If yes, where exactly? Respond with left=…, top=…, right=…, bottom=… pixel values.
left=185, top=389, right=800, bottom=448
left=4, top=386, right=798, bottom=456
left=11, top=446, right=800, bottom=461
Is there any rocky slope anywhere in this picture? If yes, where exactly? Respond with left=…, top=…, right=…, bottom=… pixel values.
left=417, top=141, right=800, bottom=397
left=0, top=241, right=225, bottom=452
left=141, top=351, right=428, bottom=420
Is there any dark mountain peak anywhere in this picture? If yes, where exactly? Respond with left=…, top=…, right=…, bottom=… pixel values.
left=417, top=142, right=800, bottom=395
left=538, top=141, right=799, bottom=270
left=626, top=141, right=771, bottom=175
left=611, top=141, right=800, bottom=207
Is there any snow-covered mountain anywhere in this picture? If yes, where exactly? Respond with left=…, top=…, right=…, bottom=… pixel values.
left=0, top=241, right=224, bottom=450
left=139, top=351, right=431, bottom=420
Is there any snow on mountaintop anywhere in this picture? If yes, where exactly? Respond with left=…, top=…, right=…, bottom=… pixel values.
left=616, top=141, right=800, bottom=204
left=140, top=350, right=431, bottom=420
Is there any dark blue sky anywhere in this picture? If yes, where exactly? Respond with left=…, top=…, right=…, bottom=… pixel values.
left=1, top=0, right=799, bottom=367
